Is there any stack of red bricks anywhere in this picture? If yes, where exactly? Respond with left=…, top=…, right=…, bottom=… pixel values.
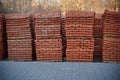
left=94, top=14, right=103, bottom=58
left=5, top=14, right=33, bottom=61
left=102, top=10, right=120, bottom=62
left=34, top=12, right=62, bottom=61
left=94, top=14, right=103, bottom=36
left=65, top=11, right=95, bottom=61
left=0, top=15, right=4, bottom=60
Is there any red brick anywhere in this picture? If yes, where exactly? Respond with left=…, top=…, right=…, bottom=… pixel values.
left=103, top=37, right=120, bottom=62
left=35, top=39, right=62, bottom=61
left=103, top=10, right=120, bottom=35
left=7, top=39, right=33, bottom=61
left=5, top=14, right=33, bottom=61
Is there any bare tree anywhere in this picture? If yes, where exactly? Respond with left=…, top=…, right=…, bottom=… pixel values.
left=1, top=0, right=119, bottom=14
left=2, top=0, right=33, bottom=14
left=105, top=0, right=120, bottom=11
left=60, top=0, right=105, bottom=13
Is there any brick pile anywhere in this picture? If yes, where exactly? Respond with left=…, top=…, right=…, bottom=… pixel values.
left=66, top=37, right=94, bottom=61
left=34, top=12, right=62, bottom=61
left=0, top=15, right=4, bottom=60
left=94, top=14, right=103, bottom=59
left=103, top=10, right=120, bottom=36
left=5, top=14, right=33, bottom=61
left=65, top=11, right=95, bottom=61
left=102, top=10, right=120, bottom=62
left=94, top=14, right=103, bottom=36
left=94, top=38, right=102, bottom=56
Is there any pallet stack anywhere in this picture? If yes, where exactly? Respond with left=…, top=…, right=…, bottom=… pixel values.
left=102, top=10, right=120, bottom=62
left=65, top=11, right=95, bottom=61
left=94, top=14, right=103, bottom=60
left=5, top=14, right=33, bottom=61
left=94, top=14, right=103, bottom=36
left=0, top=15, right=4, bottom=60
left=34, top=12, right=62, bottom=61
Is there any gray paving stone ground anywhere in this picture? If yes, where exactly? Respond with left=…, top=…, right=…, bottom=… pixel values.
left=0, top=61, right=120, bottom=80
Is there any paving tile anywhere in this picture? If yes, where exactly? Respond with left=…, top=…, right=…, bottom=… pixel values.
left=0, top=61, right=120, bottom=80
